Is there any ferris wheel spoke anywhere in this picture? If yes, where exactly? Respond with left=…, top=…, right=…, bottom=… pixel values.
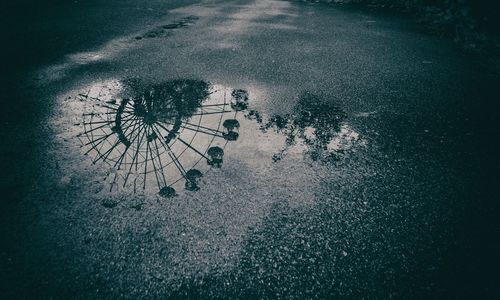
left=115, top=117, right=144, bottom=148
left=199, top=103, right=228, bottom=108
left=92, top=135, right=121, bottom=164
left=152, top=123, right=189, bottom=178
left=151, top=124, right=168, bottom=185
left=84, top=111, right=131, bottom=124
left=178, top=122, right=225, bottom=138
left=168, top=151, right=187, bottom=179
left=92, top=118, right=137, bottom=160
left=94, top=102, right=121, bottom=111
left=150, top=127, right=168, bottom=187
left=82, top=119, right=115, bottom=125
left=123, top=123, right=148, bottom=187
left=142, top=126, right=151, bottom=190
left=78, top=121, right=113, bottom=137
left=151, top=124, right=187, bottom=179
left=145, top=127, right=164, bottom=190
left=83, top=110, right=118, bottom=116
left=83, top=130, right=116, bottom=146
left=113, top=148, right=129, bottom=170
left=97, top=119, right=143, bottom=166
left=120, top=117, right=141, bottom=136
left=154, top=122, right=210, bottom=160
left=109, top=172, right=119, bottom=192
left=84, top=124, right=113, bottom=156
left=112, top=120, right=147, bottom=170
left=133, top=126, right=150, bottom=169
left=191, top=110, right=232, bottom=116
left=156, top=134, right=188, bottom=180
left=82, top=113, right=135, bottom=130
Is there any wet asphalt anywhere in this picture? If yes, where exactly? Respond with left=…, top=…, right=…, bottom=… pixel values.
left=1, top=0, right=499, bottom=299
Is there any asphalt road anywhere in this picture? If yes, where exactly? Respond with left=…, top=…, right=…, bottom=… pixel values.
left=1, top=0, right=499, bottom=299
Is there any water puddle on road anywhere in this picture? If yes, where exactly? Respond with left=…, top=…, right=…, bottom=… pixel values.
left=56, top=78, right=365, bottom=200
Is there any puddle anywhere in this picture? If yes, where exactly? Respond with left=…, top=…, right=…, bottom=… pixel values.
left=58, top=79, right=365, bottom=199
left=74, top=79, right=243, bottom=197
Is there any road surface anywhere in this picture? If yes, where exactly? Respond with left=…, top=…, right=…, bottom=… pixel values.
left=1, top=0, right=499, bottom=298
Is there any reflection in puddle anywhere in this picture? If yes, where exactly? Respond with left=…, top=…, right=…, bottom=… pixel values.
left=73, top=80, right=363, bottom=198
left=246, top=92, right=361, bottom=163
left=77, top=79, right=243, bottom=197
